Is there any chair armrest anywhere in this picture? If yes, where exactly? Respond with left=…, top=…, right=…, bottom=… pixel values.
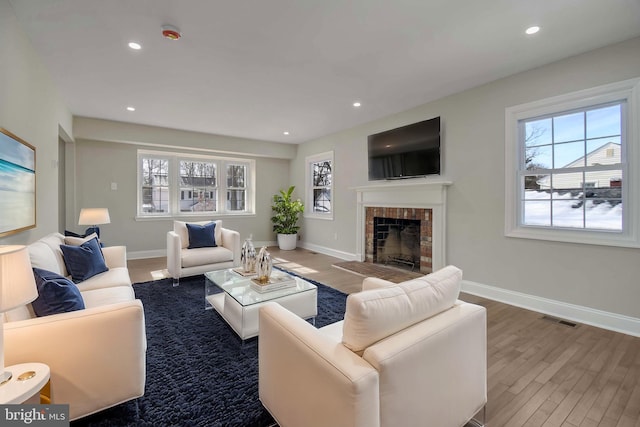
left=166, top=231, right=182, bottom=277
left=362, top=277, right=396, bottom=291
left=4, top=300, right=146, bottom=420
left=101, top=245, right=127, bottom=269
left=259, top=302, right=380, bottom=427
left=220, top=228, right=241, bottom=267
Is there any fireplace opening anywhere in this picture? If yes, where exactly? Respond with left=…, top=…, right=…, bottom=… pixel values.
left=373, top=217, right=421, bottom=271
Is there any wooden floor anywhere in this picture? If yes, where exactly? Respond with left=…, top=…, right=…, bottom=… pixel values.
left=128, top=247, right=640, bottom=427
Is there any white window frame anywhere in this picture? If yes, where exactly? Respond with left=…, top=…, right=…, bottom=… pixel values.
left=137, top=149, right=255, bottom=219
left=505, top=77, right=640, bottom=248
left=305, top=151, right=334, bottom=220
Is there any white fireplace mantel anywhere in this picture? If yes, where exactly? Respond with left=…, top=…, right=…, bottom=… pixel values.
left=352, top=180, right=452, bottom=271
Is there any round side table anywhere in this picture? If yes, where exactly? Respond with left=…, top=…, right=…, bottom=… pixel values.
left=0, top=363, right=50, bottom=404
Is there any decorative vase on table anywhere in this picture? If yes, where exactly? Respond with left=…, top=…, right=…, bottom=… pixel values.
left=256, top=246, right=272, bottom=284
left=240, top=237, right=256, bottom=273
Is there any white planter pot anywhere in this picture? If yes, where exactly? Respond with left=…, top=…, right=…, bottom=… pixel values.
left=277, top=233, right=298, bottom=250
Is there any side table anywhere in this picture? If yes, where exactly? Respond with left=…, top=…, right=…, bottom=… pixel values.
left=0, top=362, right=51, bottom=404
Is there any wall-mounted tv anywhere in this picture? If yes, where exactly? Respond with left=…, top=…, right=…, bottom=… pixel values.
left=367, top=116, right=440, bottom=180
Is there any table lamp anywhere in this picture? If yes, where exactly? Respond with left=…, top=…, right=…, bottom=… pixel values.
left=78, top=208, right=111, bottom=238
left=0, top=246, right=38, bottom=385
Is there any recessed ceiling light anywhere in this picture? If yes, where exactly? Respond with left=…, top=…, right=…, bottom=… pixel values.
left=128, top=42, right=142, bottom=50
left=353, top=102, right=362, bottom=107
left=525, top=26, right=540, bottom=35
left=126, top=106, right=136, bottom=112
left=283, top=131, right=290, bottom=135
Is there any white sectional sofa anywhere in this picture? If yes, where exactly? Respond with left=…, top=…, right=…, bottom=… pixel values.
left=2, top=233, right=146, bottom=421
left=259, top=265, right=487, bottom=427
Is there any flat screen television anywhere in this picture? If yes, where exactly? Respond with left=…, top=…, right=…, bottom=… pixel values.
left=367, top=116, right=440, bottom=180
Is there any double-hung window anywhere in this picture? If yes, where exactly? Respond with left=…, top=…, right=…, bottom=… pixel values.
left=305, top=151, right=334, bottom=220
left=505, top=78, right=640, bottom=247
left=137, top=150, right=254, bottom=218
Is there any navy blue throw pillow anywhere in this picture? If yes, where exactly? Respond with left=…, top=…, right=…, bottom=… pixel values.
left=187, top=222, right=217, bottom=249
left=60, top=237, right=109, bottom=282
left=31, top=268, right=85, bottom=317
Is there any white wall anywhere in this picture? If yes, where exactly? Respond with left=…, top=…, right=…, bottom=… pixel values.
left=71, top=118, right=295, bottom=255
left=293, top=37, right=640, bottom=323
left=0, top=0, right=73, bottom=245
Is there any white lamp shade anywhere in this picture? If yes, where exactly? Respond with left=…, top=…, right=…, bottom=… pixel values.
left=0, top=246, right=38, bottom=312
left=78, top=208, right=111, bottom=225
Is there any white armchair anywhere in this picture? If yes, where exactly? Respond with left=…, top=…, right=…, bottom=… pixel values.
left=167, top=220, right=241, bottom=285
left=259, top=266, right=487, bottom=427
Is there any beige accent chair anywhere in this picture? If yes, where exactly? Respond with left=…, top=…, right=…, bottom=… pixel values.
left=259, top=265, right=487, bottom=427
left=166, top=220, right=241, bottom=285
left=3, top=233, right=146, bottom=421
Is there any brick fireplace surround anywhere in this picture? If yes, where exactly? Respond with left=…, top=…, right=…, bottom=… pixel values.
left=354, top=180, right=451, bottom=274
left=365, top=207, right=433, bottom=274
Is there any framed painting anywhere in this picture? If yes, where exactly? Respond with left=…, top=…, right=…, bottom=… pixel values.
left=0, top=128, right=36, bottom=237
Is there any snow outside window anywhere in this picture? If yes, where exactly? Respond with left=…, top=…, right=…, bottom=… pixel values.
left=505, top=78, right=640, bottom=248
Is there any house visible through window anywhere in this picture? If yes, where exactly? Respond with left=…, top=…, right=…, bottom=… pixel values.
left=137, top=150, right=254, bottom=217
left=305, top=151, right=334, bottom=219
left=505, top=78, right=640, bottom=248
left=522, top=102, right=623, bottom=231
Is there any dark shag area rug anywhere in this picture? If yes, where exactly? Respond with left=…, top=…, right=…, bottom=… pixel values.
left=71, top=270, right=347, bottom=427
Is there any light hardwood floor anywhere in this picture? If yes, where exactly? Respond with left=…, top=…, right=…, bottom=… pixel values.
left=128, top=247, right=640, bottom=427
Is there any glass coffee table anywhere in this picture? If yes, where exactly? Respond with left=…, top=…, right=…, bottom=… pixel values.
left=205, top=269, right=317, bottom=340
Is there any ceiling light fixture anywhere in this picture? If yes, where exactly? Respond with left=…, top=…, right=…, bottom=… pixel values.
left=283, top=131, right=290, bottom=135
left=353, top=102, right=361, bottom=107
left=525, top=26, right=540, bottom=35
left=162, top=25, right=182, bottom=40
left=128, top=42, right=142, bottom=50
left=126, top=106, right=136, bottom=112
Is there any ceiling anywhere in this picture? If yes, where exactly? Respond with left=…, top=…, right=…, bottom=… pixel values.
left=9, top=0, right=640, bottom=144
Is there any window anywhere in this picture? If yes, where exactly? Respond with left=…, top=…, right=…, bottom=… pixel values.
left=305, top=151, right=334, bottom=219
left=505, top=78, right=640, bottom=247
left=137, top=150, right=254, bottom=218
left=226, top=164, right=247, bottom=211
left=179, top=160, right=217, bottom=213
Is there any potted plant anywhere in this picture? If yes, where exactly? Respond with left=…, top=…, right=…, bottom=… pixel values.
left=271, top=185, right=304, bottom=250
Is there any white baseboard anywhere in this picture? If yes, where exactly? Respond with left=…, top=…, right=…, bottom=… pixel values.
left=298, top=242, right=358, bottom=261
left=129, top=249, right=166, bottom=260
left=462, top=280, right=640, bottom=338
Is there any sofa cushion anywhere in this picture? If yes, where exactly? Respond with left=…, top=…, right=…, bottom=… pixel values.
left=186, top=222, right=217, bottom=249
left=181, top=246, right=233, bottom=268
left=81, top=285, right=135, bottom=308
left=75, top=267, right=132, bottom=292
left=28, top=234, right=67, bottom=276
left=342, top=265, right=462, bottom=352
left=31, top=268, right=85, bottom=317
left=60, top=237, right=109, bottom=282
left=174, top=220, right=222, bottom=249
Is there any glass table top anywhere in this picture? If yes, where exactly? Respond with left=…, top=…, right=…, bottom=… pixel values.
left=205, top=269, right=317, bottom=307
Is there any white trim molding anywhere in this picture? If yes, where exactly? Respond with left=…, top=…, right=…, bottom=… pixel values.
left=504, top=77, right=640, bottom=248
left=462, top=279, right=640, bottom=338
